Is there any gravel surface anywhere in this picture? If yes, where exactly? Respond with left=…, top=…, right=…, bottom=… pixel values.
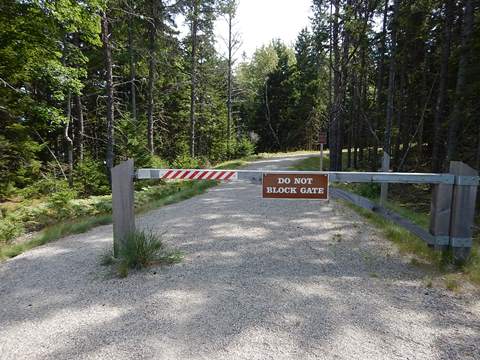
left=1, top=155, right=479, bottom=360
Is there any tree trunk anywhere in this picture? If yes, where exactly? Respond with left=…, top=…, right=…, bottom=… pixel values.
left=75, top=94, right=84, bottom=162
left=432, top=0, right=454, bottom=172
left=327, top=0, right=333, bottom=155
left=65, top=92, right=74, bottom=187
left=102, top=12, right=115, bottom=183
left=147, top=0, right=158, bottom=155
left=189, top=0, right=199, bottom=158
left=128, top=10, right=137, bottom=122
left=329, top=0, right=340, bottom=171
left=336, top=0, right=352, bottom=171
left=373, top=0, right=389, bottom=168
left=394, top=64, right=406, bottom=169
left=227, top=11, right=233, bottom=156
left=446, top=0, right=474, bottom=163
left=384, top=0, right=400, bottom=158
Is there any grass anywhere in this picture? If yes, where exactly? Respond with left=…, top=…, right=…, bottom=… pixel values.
left=289, top=155, right=327, bottom=172
left=444, top=274, right=460, bottom=292
left=291, top=153, right=480, bottom=288
left=214, top=159, right=251, bottom=169
left=0, top=215, right=112, bottom=259
left=101, top=230, right=183, bottom=278
left=344, top=201, right=441, bottom=263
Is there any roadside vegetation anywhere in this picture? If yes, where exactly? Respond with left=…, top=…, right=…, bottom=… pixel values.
left=0, top=178, right=216, bottom=261
left=291, top=155, right=480, bottom=288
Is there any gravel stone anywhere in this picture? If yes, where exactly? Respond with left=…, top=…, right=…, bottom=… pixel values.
left=0, top=155, right=479, bottom=360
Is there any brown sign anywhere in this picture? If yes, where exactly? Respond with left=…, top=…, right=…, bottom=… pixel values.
left=319, top=132, right=327, bottom=145
left=262, top=173, right=329, bottom=200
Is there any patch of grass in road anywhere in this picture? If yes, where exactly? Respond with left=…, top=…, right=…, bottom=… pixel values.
left=464, top=247, right=480, bottom=285
left=101, top=230, right=183, bottom=278
left=444, top=274, right=461, bottom=292
left=0, top=181, right=215, bottom=261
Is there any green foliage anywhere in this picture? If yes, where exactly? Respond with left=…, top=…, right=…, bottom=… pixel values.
left=345, top=201, right=441, bottom=264
left=19, top=176, right=68, bottom=199
left=0, top=218, right=23, bottom=244
left=0, top=179, right=217, bottom=259
left=354, top=183, right=381, bottom=200
left=46, top=188, right=78, bottom=219
left=172, top=154, right=202, bottom=169
left=99, top=230, right=183, bottom=277
left=100, top=251, right=115, bottom=266
left=73, top=157, right=110, bottom=197
left=0, top=215, right=112, bottom=260
left=237, top=37, right=325, bottom=152
left=146, top=155, right=169, bottom=169
left=119, top=230, right=182, bottom=270
left=0, top=126, right=42, bottom=199
left=464, top=245, right=480, bottom=285
left=231, top=137, right=256, bottom=158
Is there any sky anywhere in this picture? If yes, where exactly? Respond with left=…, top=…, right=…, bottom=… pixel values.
left=215, top=0, right=313, bottom=59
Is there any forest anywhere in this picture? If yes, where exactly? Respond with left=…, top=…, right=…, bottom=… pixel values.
left=0, top=0, right=479, bottom=198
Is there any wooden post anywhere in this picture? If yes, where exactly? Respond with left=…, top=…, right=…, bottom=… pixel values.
left=429, top=183, right=453, bottom=251
left=380, top=152, right=390, bottom=207
left=449, top=161, right=478, bottom=263
left=111, top=159, right=136, bottom=257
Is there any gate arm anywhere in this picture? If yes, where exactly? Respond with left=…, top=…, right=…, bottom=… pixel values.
left=137, top=168, right=456, bottom=185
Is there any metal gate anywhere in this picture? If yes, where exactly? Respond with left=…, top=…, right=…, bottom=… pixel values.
left=111, top=160, right=478, bottom=262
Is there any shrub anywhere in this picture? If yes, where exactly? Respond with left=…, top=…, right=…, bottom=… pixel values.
left=146, top=155, right=169, bottom=169
left=172, top=154, right=201, bottom=169
left=355, top=183, right=380, bottom=199
left=46, top=188, right=78, bottom=219
left=74, top=157, right=110, bottom=197
left=19, top=176, right=71, bottom=199
left=103, top=230, right=183, bottom=277
left=233, top=137, right=255, bottom=158
left=0, top=218, right=24, bottom=244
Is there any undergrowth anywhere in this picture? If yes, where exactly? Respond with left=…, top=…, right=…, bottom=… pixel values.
left=0, top=181, right=216, bottom=261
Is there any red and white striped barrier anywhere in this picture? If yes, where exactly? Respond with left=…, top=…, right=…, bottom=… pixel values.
left=137, top=169, right=238, bottom=181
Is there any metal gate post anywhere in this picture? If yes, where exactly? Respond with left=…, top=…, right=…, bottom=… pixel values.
left=111, top=159, right=136, bottom=257
left=449, top=161, right=478, bottom=263
left=429, top=182, right=453, bottom=251
left=380, top=152, right=391, bottom=207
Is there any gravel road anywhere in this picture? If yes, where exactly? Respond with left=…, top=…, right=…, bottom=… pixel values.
left=1, top=155, right=479, bottom=360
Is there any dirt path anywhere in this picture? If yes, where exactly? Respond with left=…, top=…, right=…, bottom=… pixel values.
left=1, top=156, right=479, bottom=360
